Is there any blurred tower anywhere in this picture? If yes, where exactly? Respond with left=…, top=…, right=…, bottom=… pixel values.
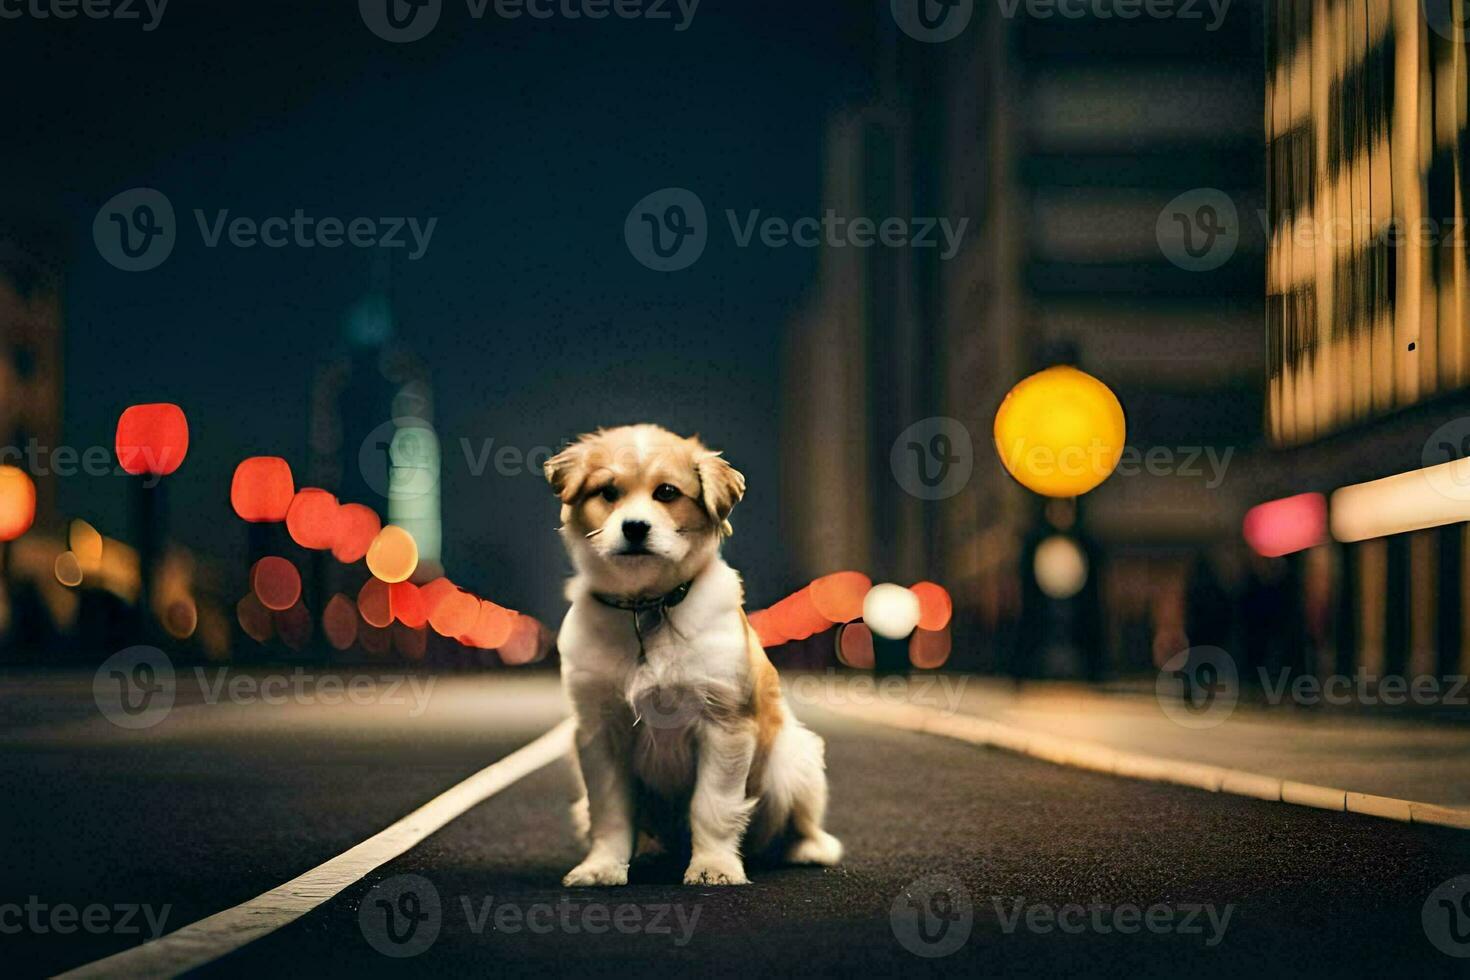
left=311, top=258, right=442, bottom=578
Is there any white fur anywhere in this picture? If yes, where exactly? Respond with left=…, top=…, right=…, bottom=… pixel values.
left=557, top=529, right=840, bottom=887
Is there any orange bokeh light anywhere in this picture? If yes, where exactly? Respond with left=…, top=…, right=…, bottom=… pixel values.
left=417, top=577, right=458, bottom=619
left=910, top=582, right=954, bottom=631
left=429, top=588, right=479, bottom=638
left=747, top=609, right=784, bottom=649
left=909, top=625, right=952, bottom=669
left=286, top=488, right=339, bottom=551
left=236, top=593, right=273, bottom=643
left=836, top=622, right=875, bottom=669
left=116, top=403, right=189, bottom=477
left=810, top=571, right=872, bottom=623
left=251, top=556, right=301, bottom=612
left=358, top=578, right=392, bottom=628
left=499, top=615, right=545, bottom=666
left=769, top=588, right=829, bottom=642
left=230, top=457, right=294, bottom=522
left=0, top=466, right=37, bottom=542
left=390, top=580, right=427, bottom=628
left=331, top=503, right=382, bottom=563
left=323, top=594, right=359, bottom=651
left=366, top=525, right=418, bottom=583
left=465, top=601, right=515, bottom=649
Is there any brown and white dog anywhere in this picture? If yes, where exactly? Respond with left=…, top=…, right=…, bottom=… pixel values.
left=545, top=424, right=841, bottom=886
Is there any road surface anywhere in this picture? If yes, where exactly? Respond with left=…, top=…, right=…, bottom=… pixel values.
left=3, top=669, right=1469, bottom=977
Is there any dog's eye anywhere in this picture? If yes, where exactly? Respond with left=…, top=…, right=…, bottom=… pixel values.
left=653, top=484, right=681, bottom=503
left=598, top=485, right=621, bottom=503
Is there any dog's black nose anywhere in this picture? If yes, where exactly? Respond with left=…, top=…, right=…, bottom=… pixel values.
left=622, top=520, right=650, bottom=544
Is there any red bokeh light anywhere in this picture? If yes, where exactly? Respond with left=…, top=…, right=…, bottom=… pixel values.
left=251, top=556, right=301, bottom=612
left=909, top=582, right=954, bottom=631
left=1243, top=492, right=1327, bottom=558
left=810, top=571, right=871, bottom=623
left=0, top=466, right=37, bottom=542
left=323, top=594, right=359, bottom=651
left=230, top=457, right=294, bottom=523
left=390, top=581, right=428, bottom=628
left=358, top=578, right=392, bottom=628
left=500, top=615, right=546, bottom=665
left=908, top=625, right=952, bottom=669
left=116, top=403, right=189, bottom=477
left=286, top=488, right=340, bottom=551
left=331, top=503, right=381, bottom=563
left=836, top=622, right=875, bottom=669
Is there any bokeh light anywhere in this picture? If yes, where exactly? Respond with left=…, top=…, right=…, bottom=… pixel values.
left=274, top=603, right=312, bottom=651
left=389, top=581, right=427, bottom=628
left=251, top=556, right=302, bottom=611
left=331, top=503, right=381, bottom=563
left=286, top=488, right=340, bottom=551
left=0, top=466, right=37, bottom=542
left=69, top=519, right=104, bottom=574
left=428, top=588, right=478, bottom=638
left=465, top=601, right=515, bottom=649
left=910, top=581, right=953, bottom=631
left=862, top=583, right=921, bottom=639
left=357, top=578, right=392, bottom=628
left=909, top=626, right=952, bottom=669
left=1243, top=491, right=1327, bottom=557
left=836, top=622, right=875, bottom=669
left=994, top=365, right=1125, bottom=498
left=115, top=403, right=189, bottom=477
left=230, top=457, right=294, bottom=523
left=810, top=571, right=871, bottom=623
left=53, top=550, right=82, bottom=587
left=1034, top=534, right=1088, bottom=600
left=500, top=615, right=546, bottom=665
left=236, top=593, right=273, bottom=643
left=323, top=594, right=359, bottom=651
left=365, top=525, right=418, bottom=583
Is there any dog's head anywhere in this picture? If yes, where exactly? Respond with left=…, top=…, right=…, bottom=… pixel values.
left=545, top=424, right=745, bottom=595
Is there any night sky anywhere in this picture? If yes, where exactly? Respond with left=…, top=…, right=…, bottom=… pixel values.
left=5, top=1, right=880, bottom=619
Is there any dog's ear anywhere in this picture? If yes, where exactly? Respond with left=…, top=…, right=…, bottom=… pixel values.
left=545, top=439, right=591, bottom=503
left=696, top=451, right=746, bottom=537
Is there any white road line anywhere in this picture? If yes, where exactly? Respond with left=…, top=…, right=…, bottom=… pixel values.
left=821, top=700, right=1470, bottom=831
left=54, top=719, right=575, bottom=979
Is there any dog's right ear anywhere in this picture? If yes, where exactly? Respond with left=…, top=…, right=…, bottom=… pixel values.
left=545, top=440, right=590, bottom=503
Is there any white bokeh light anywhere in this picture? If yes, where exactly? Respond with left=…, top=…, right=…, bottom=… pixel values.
left=1034, top=535, right=1088, bottom=600
left=862, top=583, right=922, bottom=640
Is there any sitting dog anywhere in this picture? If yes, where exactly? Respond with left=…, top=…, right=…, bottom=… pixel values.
left=546, top=424, right=842, bottom=886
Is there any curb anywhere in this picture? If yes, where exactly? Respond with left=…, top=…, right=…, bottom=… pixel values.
left=822, top=700, right=1470, bottom=831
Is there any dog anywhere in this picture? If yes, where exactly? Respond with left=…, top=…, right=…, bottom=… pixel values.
left=545, top=424, right=842, bottom=886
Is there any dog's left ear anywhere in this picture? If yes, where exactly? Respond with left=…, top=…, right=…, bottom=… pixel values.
left=697, top=451, right=746, bottom=537
left=545, top=440, right=590, bottom=503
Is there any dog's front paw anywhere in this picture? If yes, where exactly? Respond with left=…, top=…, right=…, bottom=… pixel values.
left=563, top=858, right=629, bottom=887
left=683, top=853, right=749, bottom=886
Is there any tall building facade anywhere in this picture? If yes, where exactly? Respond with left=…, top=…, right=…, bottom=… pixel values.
left=784, top=2, right=1265, bottom=674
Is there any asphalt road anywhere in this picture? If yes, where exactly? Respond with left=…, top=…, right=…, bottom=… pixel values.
left=4, top=670, right=1470, bottom=978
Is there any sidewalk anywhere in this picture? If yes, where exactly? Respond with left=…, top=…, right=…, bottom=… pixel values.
left=808, top=676, right=1470, bottom=817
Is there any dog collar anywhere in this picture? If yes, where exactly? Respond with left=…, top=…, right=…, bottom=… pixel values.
left=590, top=580, right=693, bottom=614
left=591, top=581, right=693, bottom=664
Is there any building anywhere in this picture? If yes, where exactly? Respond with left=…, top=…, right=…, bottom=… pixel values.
left=784, top=1, right=1266, bottom=674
